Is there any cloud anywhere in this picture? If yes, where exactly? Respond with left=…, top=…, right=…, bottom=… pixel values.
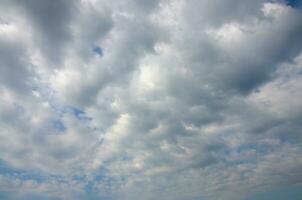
left=0, top=0, right=302, bottom=200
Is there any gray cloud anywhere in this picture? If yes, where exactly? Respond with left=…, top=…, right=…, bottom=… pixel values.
left=0, top=1, right=302, bottom=200
left=14, top=0, right=79, bottom=65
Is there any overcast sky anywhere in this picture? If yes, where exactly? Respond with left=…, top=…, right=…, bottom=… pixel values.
left=0, top=0, right=302, bottom=200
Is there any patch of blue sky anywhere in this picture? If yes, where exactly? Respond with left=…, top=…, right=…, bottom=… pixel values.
left=31, top=84, right=56, bottom=101
left=0, top=160, right=45, bottom=183
left=30, top=76, right=93, bottom=123
left=85, top=166, right=109, bottom=184
left=30, top=85, right=65, bottom=115
left=31, top=85, right=91, bottom=122
left=84, top=174, right=123, bottom=200
left=30, top=87, right=93, bottom=133
left=0, top=160, right=74, bottom=186
left=83, top=165, right=126, bottom=194
left=92, top=45, right=103, bottom=56
left=284, top=0, right=301, bottom=7
left=70, top=107, right=85, bottom=117
left=52, top=119, right=66, bottom=132
left=65, top=106, right=92, bottom=121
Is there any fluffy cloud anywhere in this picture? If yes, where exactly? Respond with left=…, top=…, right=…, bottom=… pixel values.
left=0, top=0, right=302, bottom=200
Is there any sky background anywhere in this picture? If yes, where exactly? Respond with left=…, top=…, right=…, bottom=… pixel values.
left=0, top=0, right=302, bottom=200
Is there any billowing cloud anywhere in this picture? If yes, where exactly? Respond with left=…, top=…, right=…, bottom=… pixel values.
left=0, top=0, right=302, bottom=200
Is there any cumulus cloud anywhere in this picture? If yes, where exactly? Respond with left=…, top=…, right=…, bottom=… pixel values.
left=0, top=0, right=302, bottom=200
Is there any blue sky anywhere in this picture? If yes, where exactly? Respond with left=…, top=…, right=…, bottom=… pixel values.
left=0, top=0, right=302, bottom=200
left=285, top=0, right=302, bottom=7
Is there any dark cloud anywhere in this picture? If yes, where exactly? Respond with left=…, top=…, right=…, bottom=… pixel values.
left=14, top=0, right=79, bottom=65
left=0, top=37, right=31, bottom=93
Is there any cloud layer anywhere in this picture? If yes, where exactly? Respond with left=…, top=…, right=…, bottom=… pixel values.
left=0, top=0, right=302, bottom=199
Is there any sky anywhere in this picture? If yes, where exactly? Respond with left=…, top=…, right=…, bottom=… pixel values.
left=0, top=0, right=302, bottom=200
